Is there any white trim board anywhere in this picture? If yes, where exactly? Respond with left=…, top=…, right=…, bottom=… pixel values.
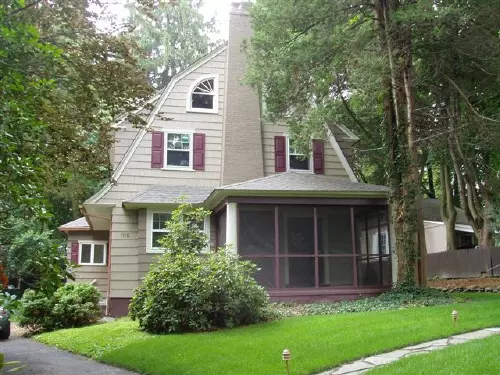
left=326, top=127, right=358, bottom=182
left=86, top=44, right=228, bottom=204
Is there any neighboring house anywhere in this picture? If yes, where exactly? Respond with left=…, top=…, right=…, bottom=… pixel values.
left=59, top=1, right=394, bottom=316
left=423, top=199, right=478, bottom=253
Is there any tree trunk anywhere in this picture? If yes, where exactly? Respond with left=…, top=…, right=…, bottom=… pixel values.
left=439, top=163, right=457, bottom=251
left=374, top=0, right=423, bottom=286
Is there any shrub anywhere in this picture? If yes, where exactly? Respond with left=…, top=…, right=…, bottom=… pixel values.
left=51, top=283, right=101, bottom=329
left=129, top=202, right=269, bottom=333
left=18, top=283, right=101, bottom=333
left=130, top=248, right=269, bottom=333
left=17, top=290, right=55, bottom=332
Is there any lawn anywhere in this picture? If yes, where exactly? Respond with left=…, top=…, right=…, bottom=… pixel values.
left=35, top=294, right=500, bottom=375
left=366, top=331, right=500, bottom=374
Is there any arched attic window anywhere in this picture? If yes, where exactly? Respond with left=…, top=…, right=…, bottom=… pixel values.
left=187, top=75, right=219, bottom=113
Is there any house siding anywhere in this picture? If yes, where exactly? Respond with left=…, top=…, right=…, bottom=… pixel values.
left=98, top=48, right=227, bottom=205
left=262, top=122, right=351, bottom=179
left=66, top=231, right=109, bottom=295
left=109, top=207, right=139, bottom=298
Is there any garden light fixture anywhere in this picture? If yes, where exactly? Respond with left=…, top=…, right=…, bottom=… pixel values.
left=452, top=310, right=458, bottom=326
left=282, top=349, right=291, bottom=375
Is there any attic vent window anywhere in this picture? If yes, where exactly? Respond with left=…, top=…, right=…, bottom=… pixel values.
left=187, top=75, right=219, bottom=113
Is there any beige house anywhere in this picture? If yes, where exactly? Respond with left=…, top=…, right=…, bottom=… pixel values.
left=59, top=1, right=394, bottom=316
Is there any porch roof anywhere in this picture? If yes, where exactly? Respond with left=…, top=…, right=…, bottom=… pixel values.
left=58, top=217, right=90, bottom=232
left=205, top=172, right=390, bottom=207
left=218, top=172, right=390, bottom=193
left=122, top=185, right=214, bottom=208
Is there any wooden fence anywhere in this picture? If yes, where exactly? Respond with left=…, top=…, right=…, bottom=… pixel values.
left=427, top=247, right=500, bottom=279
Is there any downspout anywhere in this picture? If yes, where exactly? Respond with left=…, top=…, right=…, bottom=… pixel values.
left=79, top=205, right=113, bottom=316
left=106, top=222, right=112, bottom=316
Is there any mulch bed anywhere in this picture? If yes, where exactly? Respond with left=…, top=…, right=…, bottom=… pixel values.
left=428, top=277, right=500, bottom=292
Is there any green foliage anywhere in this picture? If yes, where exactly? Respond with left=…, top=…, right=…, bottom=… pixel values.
left=18, top=283, right=101, bottom=333
left=271, top=287, right=452, bottom=318
left=0, top=291, right=21, bottom=316
left=127, top=0, right=217, bottom=88
left=17, top=289, right=54, bottom=332
left=130, top=249, right=269, bottom=333
left=157, top=202, right=210, bottom=255
left=130, top=203, right=269, bottom=333
left=0, top=1, right=61, bottom=218
left=0, top=217, right=73, bottom=294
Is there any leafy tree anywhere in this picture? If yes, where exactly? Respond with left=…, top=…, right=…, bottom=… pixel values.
left=0, top=0, right=61, bottom=220
left=246, top=0, right=426, bottom=285
left=126, top=0, right=217, bottom=88
left=0, top=217, right=73, bottom=294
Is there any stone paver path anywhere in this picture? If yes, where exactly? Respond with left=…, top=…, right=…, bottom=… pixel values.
left=316, top=327, right=500, bottom=375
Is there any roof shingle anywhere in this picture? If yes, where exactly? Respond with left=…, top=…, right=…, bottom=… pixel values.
left=218, top=172, right=390, bottom=193
left=124, top=185, right=215, bottom=205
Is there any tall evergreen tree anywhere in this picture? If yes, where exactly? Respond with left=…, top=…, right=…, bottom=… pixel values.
left=126, top=0, right=217, bottom=89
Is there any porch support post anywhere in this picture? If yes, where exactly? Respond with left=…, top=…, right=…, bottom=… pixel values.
left=226, top=202, right=238, bottom=254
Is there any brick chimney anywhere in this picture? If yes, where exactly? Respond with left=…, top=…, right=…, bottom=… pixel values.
left=220, top=1, right=264, bottom=185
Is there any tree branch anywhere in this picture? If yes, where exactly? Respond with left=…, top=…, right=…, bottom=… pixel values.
left=9, top=0, right=43, bottom=15
left=445, top=75, right=500, bottom=123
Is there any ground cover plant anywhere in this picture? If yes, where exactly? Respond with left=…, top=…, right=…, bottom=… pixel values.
left=366, top=331, right=500, bottom=375
left=36, top=294, right=500, bottom=375
left=270, top=286, right=454, bottom=318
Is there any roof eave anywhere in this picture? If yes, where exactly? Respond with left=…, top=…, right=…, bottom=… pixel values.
left=204, top=189, right=389, bottom=209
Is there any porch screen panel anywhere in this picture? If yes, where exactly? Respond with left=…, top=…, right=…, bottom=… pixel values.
left=279, top=206, right=314, bottom=254
left=317, top=207, right=352, bottom=254
left=355, top=207, right=392, bottom=286
left=319, top=257, right=353, bottom=286
left=246, top=257, right=275, bottom=288
left=239, top=205, right=275, bottom=256
left=279, top=257, right=315, bottom=288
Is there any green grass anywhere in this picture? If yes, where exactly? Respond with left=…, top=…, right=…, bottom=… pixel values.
left=366, top=332, right=500, bottom=374
left=35, top=294, right=500, bottom=375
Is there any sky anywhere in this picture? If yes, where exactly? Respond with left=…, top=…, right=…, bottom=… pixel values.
left=99, top=0, right=232, bottom=40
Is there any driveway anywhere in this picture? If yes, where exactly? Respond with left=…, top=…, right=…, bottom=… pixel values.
left=0, top=330, right=138, bottom=375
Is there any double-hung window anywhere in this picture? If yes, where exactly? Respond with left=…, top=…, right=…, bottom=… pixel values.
left=79, top=241, right=107, bottom=266
left=148, top=211, right=211, bottom=253
left=288, top=139, right=311, bottom=171
left=166, top=132, right=192, bottom=169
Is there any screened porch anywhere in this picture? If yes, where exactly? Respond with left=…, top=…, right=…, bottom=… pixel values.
left=215, top=200, right=393, bottom=301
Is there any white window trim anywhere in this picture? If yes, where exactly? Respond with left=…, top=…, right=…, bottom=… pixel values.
left=162, top=129, right=195, bottom=171
left=77, top=241, right=107, bottom=266
left=186, top=74, right=219, bottom=114
left=286, top=137, right=313, bottom=173
left=146, top=208, right=211, bottom=254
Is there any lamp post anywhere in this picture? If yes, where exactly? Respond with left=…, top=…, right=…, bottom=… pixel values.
left=282, top=349, right=291, bottom=375
left=452, top=310, right=458, bottom=327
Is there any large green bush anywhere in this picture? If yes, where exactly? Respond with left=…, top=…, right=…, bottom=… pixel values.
left=129, top=203, right=269, bottom=333
left=18, top=283, right=101, bottom=333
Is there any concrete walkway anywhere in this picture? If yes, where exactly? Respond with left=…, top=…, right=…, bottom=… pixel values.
left=316, top=327, right=500, bottom=375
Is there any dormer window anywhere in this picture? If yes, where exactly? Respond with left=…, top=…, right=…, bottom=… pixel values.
left=187, top=75, right=219, bottom=113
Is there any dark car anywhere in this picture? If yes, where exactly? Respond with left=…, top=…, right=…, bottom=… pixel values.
left=0, top=307, right=10, bottom=339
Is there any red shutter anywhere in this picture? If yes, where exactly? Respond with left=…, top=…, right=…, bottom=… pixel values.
left=151, top=131, right=164, bottom=169
left=274, top=136, right=287, bottom=172
left=313, top=139, right=325, bottom=174
left=193, top=133, right=205, bottom=170
left=70, top=242, right=79, bottom=264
